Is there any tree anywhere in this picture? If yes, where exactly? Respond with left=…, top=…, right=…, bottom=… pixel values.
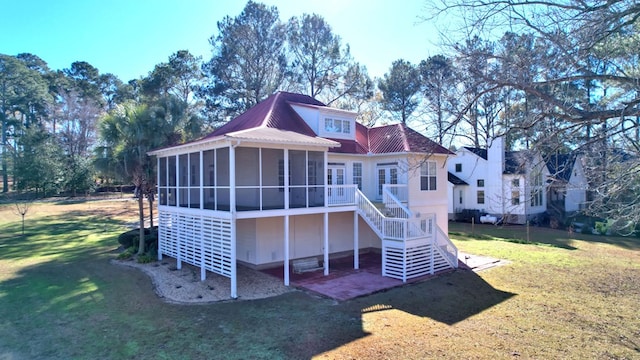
left=378, top=59, right=422, bottom=123
left=450, top=36, right=501, bottom=148
left=420, top=54, right=457, bottom=145
left=167, top=50, right=203, bottom=104
left=63, top=61, right=104, bottom=107
left=0, top=54, right=52, bottom=192
left=200, top=1, right=287, bottom=119
left=427, top=0, right=640, bottom=224
left=100, top=103, right=157, bottom=255
left=98, top=96, right=188, bottom=254
left=287, top=13, right=369, bottom=105
left=13, top=126, right=64, bottom=197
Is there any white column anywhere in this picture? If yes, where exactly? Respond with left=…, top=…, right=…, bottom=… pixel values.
left=157, top=157, right=162, bottom=261
left=200, top=151, right=205, bottom=281
left=354, top=210, right=359, bottom=269
left=323, top=212, right=329, bottom=276
left=323, top=151, right=328, bottom=206
left=199, top=151, right=204, bottom=210
left=230, top=144, right=237, bottom=299
left=176, top=155, right=181, bottom=270
left=284, top=215, right=290, bottom=286
left=284, top=149, right=289, bottom=209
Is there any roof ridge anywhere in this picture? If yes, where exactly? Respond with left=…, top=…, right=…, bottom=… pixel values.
left=261, top=92, right=281, bottom=128
left=399, top=123, right=410, bottom=152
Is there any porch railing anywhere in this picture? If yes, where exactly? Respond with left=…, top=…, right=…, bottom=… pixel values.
left=382, top=184, right=411, bottom=218
left=327, top=184, right=357, bottom=206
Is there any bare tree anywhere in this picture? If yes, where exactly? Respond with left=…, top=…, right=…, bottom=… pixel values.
left=427, top=0, right=640, bottom=226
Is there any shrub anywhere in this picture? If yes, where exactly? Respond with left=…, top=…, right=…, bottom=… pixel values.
left=117, top=226, right=158, bottom=251
left=117, top=247, right=136, bottom=260
left=137, top=253, right=156, bottom=264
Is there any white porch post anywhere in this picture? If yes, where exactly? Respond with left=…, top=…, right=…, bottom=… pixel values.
left=284, top=215, right=290, bottom=286
left=175, top=155, right=181, bottom=270
left=323, top=212, right=329, bottom=276
left=157, top=156, right=162, bottom=261
left=200, top=151, right=206, bottom=281
left=230, top=144, right=237, bottom=299
left=323, top=151, right=328, bottom=206
left=284, top=149, right=289, bottom=209
left=354, top=210, right=359, bottom=269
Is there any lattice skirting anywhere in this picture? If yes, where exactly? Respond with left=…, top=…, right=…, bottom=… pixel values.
left=158, top=211, right=232, bottom=278
left=382, top=240, right=452, bottom=282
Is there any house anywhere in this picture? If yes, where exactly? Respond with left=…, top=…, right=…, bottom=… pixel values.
left=148, top=91, right=458, bottom=298
left=545, top=153, right=588, bottom=221
left=447, top=137, right=549, bottom=224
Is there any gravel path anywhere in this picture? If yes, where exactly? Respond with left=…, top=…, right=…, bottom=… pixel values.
left=112, top=257, right=293, bottom=304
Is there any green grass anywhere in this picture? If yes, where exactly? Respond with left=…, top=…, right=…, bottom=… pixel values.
left=1, top=202, right=639, bottom=359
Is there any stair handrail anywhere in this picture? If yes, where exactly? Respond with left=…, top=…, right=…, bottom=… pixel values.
left=355, top=189, right=385, bottom=239
left=382, top=184, right=412, bottom=218
left=434, top=225, right=458, bottom=268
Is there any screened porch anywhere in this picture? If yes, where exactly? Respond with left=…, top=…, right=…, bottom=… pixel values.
left=157, top=145, right=356, bottom=212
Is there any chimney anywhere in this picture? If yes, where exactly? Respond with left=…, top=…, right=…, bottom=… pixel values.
left=488, top=136, right=504, bottom=172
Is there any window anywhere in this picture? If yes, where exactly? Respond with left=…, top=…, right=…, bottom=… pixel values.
left=353, top=163, right=362, bottom=190
left=477, top=190, right=485, bottom=204
left=512, top=190, right=520, bottom=205
left=455, top=163, right=462, bottom=172
left=477, top=179, right=484, bottom=187
left=512, top=178, right=520, bottom=187
left=531, top=189, right=543, bottom=207
left=530, top=171, right=543, bottom=207
left=420, top=161, right=437, bottom=191
left=324, top=118, right=351, bottom=134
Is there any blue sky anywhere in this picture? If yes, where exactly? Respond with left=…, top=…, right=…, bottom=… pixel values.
left=1, top=0, right=447, bottom=82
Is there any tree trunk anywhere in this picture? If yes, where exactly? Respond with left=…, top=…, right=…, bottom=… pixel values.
left=2, top=115, right=8, bottom=193
left=137, top=192, right=145, bottom=255
left=148, top=196, right=154, bottom=230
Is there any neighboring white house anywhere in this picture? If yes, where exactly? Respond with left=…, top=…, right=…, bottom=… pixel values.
left=447, top=137, right=549, bottom=224
left=546, top=153, right=588, bottom=215
left=149, top=91, right=458, bottom=298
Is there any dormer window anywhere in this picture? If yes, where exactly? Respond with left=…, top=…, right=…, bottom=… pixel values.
left=324, top=117, right=351, bottom=134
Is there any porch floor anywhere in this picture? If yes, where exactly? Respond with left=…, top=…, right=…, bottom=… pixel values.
left=261, top=252, right=449, bottom=301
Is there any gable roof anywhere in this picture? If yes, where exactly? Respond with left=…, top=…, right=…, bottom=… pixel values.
left=546, top=153, right=577, bottom=182
left=463, top=147, right=488, bottom=160
left=504, top=151, right=534, bottom=175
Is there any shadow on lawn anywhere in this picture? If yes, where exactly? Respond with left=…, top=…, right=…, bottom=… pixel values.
left=356, top=269, right=516, bottom=326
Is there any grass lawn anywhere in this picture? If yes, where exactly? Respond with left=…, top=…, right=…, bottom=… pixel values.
left=0, top=200, right=639, bottom=359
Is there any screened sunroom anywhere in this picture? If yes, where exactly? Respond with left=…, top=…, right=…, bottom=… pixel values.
left=156, top=134, right=342, bottom=213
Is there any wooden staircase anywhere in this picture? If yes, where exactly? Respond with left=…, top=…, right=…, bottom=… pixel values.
left=355, top=186, right=458, bottom=282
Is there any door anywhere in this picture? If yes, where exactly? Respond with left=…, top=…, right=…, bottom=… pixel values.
left=377, top=166, right=398, bottom=199
left=327, top=166, right=346, bottom=203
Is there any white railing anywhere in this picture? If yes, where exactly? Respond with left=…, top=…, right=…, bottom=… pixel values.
left=383, top=184, right=408, bottom=202
left=382, top=216, right=433, bottom=241
left=327, top=184, right=357, bottom=206
left=355, top=189, right=385, bottom=238
left=382, top=184, right=411, bottom=218
left=435, top=225, right=458, bottom=268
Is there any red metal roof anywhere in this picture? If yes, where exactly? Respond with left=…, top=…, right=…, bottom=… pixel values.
left=205, top=92, right=324, bottom=139
left=367, top=123, right=452, bottom=155
left=197, top=92, right=450, bottom=155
